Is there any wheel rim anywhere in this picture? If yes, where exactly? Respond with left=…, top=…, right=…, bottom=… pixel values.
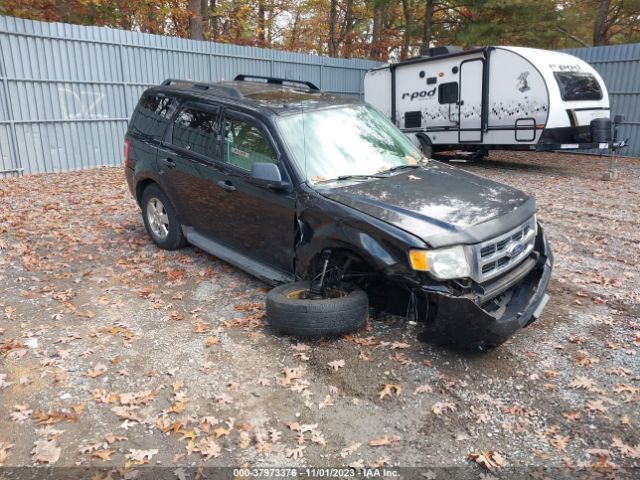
left=146, top=197, right=169, bottom=239
left=287, top=288, right=348, bottom=300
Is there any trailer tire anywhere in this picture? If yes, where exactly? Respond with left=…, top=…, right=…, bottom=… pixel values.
left=416, top=134, right=433, bottom=158
left=266, top=281, right=368, bottom=337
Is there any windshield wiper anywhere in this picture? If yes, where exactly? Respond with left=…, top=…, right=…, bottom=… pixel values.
left=317, top=174, right=386, bottom=184
left=378, top=164, right=422, bottom=175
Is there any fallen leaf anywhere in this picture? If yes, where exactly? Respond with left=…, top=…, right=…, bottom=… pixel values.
left=0, top=442, right=13, bottom=466
left=368, top=435, right=391, bottom=447
left=91, top=449, right=114, bottom=460
left=378, top=383, right=402, bottom=400
left=32, top=439, right=61, bottom=464
left=328, top=359, right=345, bottom=371
left=467, top=451, right=507, bottom=470
left=126, top=449, right=158, bottom=464
left=413, top=384, right=432, bottom=394
left=432, top=401, right=456, bottom=416
left=198, top=438, right=221, bottom=459
left=85, top=363, right=108, bottom=378
left=285, top=446, right=305, bottom=459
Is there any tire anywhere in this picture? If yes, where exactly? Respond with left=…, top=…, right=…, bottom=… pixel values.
left=470, top=150, right=487, bottom=163
left=266, top=281, right=368, bottom=337
left=141, top=184, right=186, bottom=250
left=417, top=135, right=433, bottom=158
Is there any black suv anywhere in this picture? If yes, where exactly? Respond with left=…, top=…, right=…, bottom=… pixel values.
left=124, top=75, right=553, bottom=349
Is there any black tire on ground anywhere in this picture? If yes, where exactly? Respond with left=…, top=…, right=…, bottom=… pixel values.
left=266, top=281, right=368, bottom=337
left=141, top=184, right=186, bottom=250
left=470, top=150, right=487, bottom=162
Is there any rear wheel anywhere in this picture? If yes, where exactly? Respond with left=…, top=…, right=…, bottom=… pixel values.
left=266, top=281, right=368, bottom=337
left=141, top=184, right=186, bottom=250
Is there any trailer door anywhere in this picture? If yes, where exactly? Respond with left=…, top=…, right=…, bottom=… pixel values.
left=458, top=59, right=484, bottom=142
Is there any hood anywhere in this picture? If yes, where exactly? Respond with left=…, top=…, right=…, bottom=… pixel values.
left=319, top=162, right=534, bottom=247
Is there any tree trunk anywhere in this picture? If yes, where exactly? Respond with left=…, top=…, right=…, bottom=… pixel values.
left=341, top=0, right=355, bottom=58
left=593, top=0, right=611, bottom=45
left=328, top=0, right=339, bottom=57
left=401, top=0, right=411, bottom=60
left=370, top=1, right=384, bottom=60
left=420, top=0, right=434, bottom=55
left=189, top=0, right=203, bottom=40
left=209, top=0, right=219, bottom=40
left=258, top=0, right=266, bottom=46
left=201, top=0, right=209, bottom=37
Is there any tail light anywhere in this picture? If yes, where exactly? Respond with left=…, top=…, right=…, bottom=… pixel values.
left=124, top=139, right=131, bottom=167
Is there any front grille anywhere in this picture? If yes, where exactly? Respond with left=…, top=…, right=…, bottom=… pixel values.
left=472, top=217, right=537, bottom=283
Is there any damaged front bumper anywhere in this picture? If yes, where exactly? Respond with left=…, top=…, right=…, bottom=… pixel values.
left=421, top=225, right=553, bottom=349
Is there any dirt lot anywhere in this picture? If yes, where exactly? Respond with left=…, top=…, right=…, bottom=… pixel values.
left=0, top=152, right=639, bottom=478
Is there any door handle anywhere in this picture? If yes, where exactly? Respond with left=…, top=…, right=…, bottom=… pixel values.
left=161, top=158, right=176, bottom=168
left=217, top=180, right=236, bottom=192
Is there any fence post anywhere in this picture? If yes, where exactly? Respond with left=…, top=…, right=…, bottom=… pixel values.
left=0, top=30, right=23, bottom=176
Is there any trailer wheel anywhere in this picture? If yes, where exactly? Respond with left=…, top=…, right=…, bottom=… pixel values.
left=416, top=135, right=433, bottom=158
left=470, top=149, right=487, bottom=163
left=266, top=281, right=368, bottom=337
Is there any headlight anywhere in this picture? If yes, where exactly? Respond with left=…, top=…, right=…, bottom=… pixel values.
left=409, top=246, right=470, bottom=280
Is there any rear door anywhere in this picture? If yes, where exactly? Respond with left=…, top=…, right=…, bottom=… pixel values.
left=155, top=103, right=223, bottom=229
left=458, top=58, right=485, bottom=142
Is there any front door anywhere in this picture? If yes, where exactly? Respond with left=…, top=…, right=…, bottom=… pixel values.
left=458, top=59, right=484, bottom=142
left=211, top=110, right=296, bottom=273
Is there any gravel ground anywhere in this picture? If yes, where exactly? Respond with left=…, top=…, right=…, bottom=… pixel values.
left=0, top=151, right=639, bottom=479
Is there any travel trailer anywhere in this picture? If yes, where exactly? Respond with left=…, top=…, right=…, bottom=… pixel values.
left=364, top=46, right=614, bottom=159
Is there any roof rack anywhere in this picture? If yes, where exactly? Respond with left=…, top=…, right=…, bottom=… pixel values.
left=234, top=75, right=320, bottom=91
left=160, top=79, right=243, bottom=98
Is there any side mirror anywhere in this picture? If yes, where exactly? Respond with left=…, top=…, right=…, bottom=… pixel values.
left=250, top=162, right=286, bottom=189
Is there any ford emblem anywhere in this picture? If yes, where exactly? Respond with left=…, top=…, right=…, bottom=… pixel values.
left=506, top=242, right=524, bottom=258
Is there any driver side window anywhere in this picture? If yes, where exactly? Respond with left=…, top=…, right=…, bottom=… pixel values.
left=224, top=117, right=278, bottom=171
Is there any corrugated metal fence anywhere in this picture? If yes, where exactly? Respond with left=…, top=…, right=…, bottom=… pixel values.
left=0, top=16, right=381, bottom=176
left=564, top=43, right=640, bottom=157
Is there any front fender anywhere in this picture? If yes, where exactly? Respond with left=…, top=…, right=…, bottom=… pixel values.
left=294, top=191, right=426, bottom=278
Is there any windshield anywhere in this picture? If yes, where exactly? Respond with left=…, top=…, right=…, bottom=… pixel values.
left=276, top=105, right=424, bottom=184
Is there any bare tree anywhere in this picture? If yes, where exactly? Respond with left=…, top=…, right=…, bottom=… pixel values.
left=420, top=0, right=434, bottom=54
left=593, top=0, right=612, bottom=45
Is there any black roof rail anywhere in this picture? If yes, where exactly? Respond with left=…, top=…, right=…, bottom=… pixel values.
left=234, top=75, right=320, bottom=91
left=160, top=79, right=243, bottom=98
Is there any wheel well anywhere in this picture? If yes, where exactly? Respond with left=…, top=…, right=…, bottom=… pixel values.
left=136, top=179, right=156, bottom=206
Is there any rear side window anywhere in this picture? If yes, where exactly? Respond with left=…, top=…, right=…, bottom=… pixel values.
left=172, top=107, right=220, bottom=157
left=438, top=82, right=458, bottom=104
left=554, top=72, right=603, bottom=101
left=130, top=94, right=177, bottom=138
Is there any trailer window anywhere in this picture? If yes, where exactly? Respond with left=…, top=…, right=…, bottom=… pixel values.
left=438, top=82, right=458, bottom=104
left=554, top=72, right=602, bottom=101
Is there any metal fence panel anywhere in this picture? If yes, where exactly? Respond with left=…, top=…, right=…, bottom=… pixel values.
left=0, top=15, right=381, bottom=176
left=563, top=44, right=640, bottom=157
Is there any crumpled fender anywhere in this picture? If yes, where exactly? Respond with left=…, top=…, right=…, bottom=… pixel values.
left=293, top=191, right=427, bottom=278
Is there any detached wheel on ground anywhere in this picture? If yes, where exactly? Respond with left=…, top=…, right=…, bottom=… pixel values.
left=266, top=281, right=368, bottom=337
left=141, top=184, right=186, bottom=250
